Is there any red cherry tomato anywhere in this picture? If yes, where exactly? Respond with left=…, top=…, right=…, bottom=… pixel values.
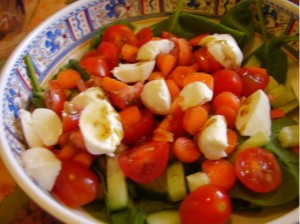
left=79, top=56, right=111, bottom=77
left=213, top=69, right=243, bottom=97
left=61, top=102, right=81, bottom=133
left=44, top=80, right=67, bottom=116
left=102, top=24, right=138, bottom=48
left=202, top=159, right=236, bottom=191
left=235, top=147, right=282, bottom=193
left=237, top=67, right=270, bottom=97
left=118, top=140, right=169, bottom=184
left=51, top=161, right=99, bottom=208
left=179, top=184, right=232, bottom=224
left=58, top=128, right=86, bottom=152
left=177, top=38, right=193, bottom=66
left=193, top=47, right=224, bottom=74
left=136, top=27, right=153, bottom=47
left=97, top=41, right=120, bottom=69
left=122, top=110, right=155, bottom=145
left=172, top=137, right=201, bottom=163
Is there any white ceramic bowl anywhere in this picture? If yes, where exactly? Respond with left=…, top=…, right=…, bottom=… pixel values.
left=0, top=0, right=299, bottom=224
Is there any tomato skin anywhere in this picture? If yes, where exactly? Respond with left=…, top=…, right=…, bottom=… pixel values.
left=122, top=110, right=155, bottom=145
left=102, top=24, right=138, bottom=48
left=177, top=38, right=193, bottom=66
left=179, top=184, right=232, bottom=224
left=194, top=47, right=223, bottom=74
left=235, top=147, right=282, bottom=193
left=172, top=137, right=201, bottom=163
left=236, top=67, right=270, bottom=97
left=62, top=102, right=81, bottom=133
left=136, top=27, right=153, bottom=47
left=44, top=80, right=67, bottom=116
left=97, top=41, right=120, bottom=69
left=79, top=56, right=111, bottom=77
left=118, top=140, right=169, bottom=184
left=213, top=69, right=243, bottom=97
left=202, top=159, right=236, bottom=191
left=51, top=161, right=99, bottom=208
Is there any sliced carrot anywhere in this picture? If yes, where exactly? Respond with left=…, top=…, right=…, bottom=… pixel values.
left=183, top=72, right=214, bottom=89
left=55, top=145, right=77, bottom=162
left=156, top=53, right=177, bottom=76
left=153, top=128, right=174, bottom=142
left=189, top=33, right=210, bottom=46
left=166, top=79, right=180, bottom=100
left=214, top=106, right=237, bottom=129
left=177, top=38, right=193, bottom=66
left=212, top=91, right=240, bottom=112
left=57, top=69, right=82, bottom=89
left=76, top=79, right=87, bottom=92
left=148, top=71, right=165, bottom=81
left=168, top=66, right=195, bottom=89
left=121, top=44, right=138, bottom=63
left=270, top=108, right=285, bottom=119
left=172, top=137, right=201, bottom=163
left=72, top=152, right=94, bottom=168
left=225, top=129, right=238, bottom=155
left=101, top=77, right=127, bottom=92
left=119, top=106, right=142, bottom=127
left=183, top=105, right=208, bottom=135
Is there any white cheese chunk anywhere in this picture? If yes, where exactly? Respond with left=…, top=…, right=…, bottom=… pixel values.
left=141, top=79, right=171, bottom=115
left=198, top=115, right=228, bottom=160
left=235, top=89, right=271, bottom=136
left=79, top=100, right=123, bottom=156
left=70, top=87, right=106, bottom=108
left=186, top=172, right=210, bottom=192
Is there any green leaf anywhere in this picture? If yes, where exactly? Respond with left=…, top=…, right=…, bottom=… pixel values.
left=110, top=203, right=146, bottom=224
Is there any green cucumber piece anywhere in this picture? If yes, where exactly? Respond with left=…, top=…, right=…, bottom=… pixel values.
left=186, top=172, right=209, bottom=192
left=279, top=100, right=299, bottom=114
left=166, top=161, right=187, bottom=202
left=265, top=76, right=279, bottom=93
left=278, top=125, right=299, bottom=148
left=106, top=157, right=129, bottom=211
left=271, top=89, right=296, bottom=108
left=146, top=209, right=181, bottom=224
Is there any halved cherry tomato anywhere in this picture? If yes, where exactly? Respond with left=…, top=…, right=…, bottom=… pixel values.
left=51, top=161, right=99, bottom=208
left=236, top=67, right=270, bottom=97
left=122, top=109, right=155, bottom=145
left=213, top=69, right=243, bottom=97
left=58, top=128, right=86, bottom=152
left=79, top=56, right=111, bottom=77
left=44, top=80, right=67, bottom=116
left=194, top=47, right=223, bottom=74
left=189, top=33, right=210, bottom=46
left=97, top=41, right=120, bottom=69
left=177, top=38, right=193, bottom=66
left=202, top=159, right=236, bottom=191
left=61, top=102, right=81, bottom=133
left=179, top=184, right=232, bottom=224
left=136, top=27, right=153, bottom=47
left=118, top=140, right=169, bottom=184
left=235, top=147, right=282, bottom=193
left=102, top=24, right=138, bottom=48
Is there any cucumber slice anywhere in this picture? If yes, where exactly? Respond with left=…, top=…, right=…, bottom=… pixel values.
left=186, top=172, right=209, bottom=192
left=278, top=125, right=299, bottom=148
left=106, top=157, right=129, bottom=211
left=146, top=209, right=181, bottom=224
left=271, top=89, right=296, bottom=108
left=265, top=76, right=279, bottom=93
left=166, top=161, right=187, bottom=202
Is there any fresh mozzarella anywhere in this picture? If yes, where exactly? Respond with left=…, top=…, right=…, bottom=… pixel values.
left=21, top=147, right=62, bottom=191
left=136, top=39, right=175, bottom=61
left=70, top=87, right=106, bottom=108
left=141, top=79, right=171, bottom=115
left=199, top=34, right=243, bottom=69
left=112, top=61, right=155, bottom=83
left=235, top=89, right=271, bottom=136
left=197, top=115, right=228, bottom=160
left=31, top=108, right=62, bottom=146
left=19, top=109, right=44, bottom=148
left=179, top=81, right=213, bottom=111
left=79, top=100, right=123, bottom=156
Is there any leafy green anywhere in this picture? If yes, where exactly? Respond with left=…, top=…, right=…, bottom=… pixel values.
left=110, top=202, right=146, bottom=224
left=68, top=59, right=90, bottom=81
left=229, top=118, right=299, bottom=206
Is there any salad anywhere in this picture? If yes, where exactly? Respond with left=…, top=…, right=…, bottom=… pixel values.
left=20, top=0, right=299, bottom=223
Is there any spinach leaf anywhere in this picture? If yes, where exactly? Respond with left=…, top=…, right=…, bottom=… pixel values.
left=242, top=35, right=299, bottom=83
left=110, top=203, right=146, bottom=224
left=220, top=0, right=254, bottom=49
left=229, top=118, right=299, bottom=206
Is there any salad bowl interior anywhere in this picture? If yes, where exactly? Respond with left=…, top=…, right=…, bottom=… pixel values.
left=0, top=0, right=299, bottom=224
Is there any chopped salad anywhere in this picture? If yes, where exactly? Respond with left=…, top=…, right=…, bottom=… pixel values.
left=20, top=0, right=299, bottom=223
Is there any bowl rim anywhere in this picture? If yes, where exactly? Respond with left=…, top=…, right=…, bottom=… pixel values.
left=0, top=0, right=299, bottom=224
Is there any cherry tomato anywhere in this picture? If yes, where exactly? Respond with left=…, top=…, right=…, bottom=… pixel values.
left=97, top=41, right=120, bottom=69
left=172, top=137, right=201, bottom=163
left=102, top=24, right=138, bottom=48
left=189, top=33, right=210, bottom=46
left=177, top=38, right=193, bottom=66
left=44, top=80, right=67, bottom=116
left=79, top=56, right=111, bottom=77
left=118, top=140, right=169, bottom=184
left=237, top=67, right=270, bottom=97
left=179, top=184, right=232, bottom=224
left=235, top=147, right=282, bottom=193
left=213, top=69, right=243, bottom=97
left=122, top=110, right=155, bottom=145
left=58, top=128, right=86, bottom=152
left=194, top=47, right=223, bottom=74
left=51, top=161, right=99, bottom=208
left=202, top=159, right=236, bottom=191
left=61, top=102, right=81, bottom=133
left=136, top=27, right=153, bottom=47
